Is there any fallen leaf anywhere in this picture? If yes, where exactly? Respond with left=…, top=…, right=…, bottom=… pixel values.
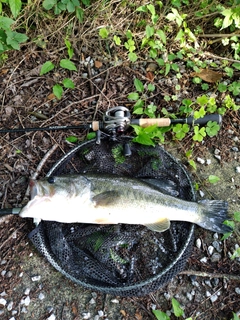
left=190, top=69, right=222, bottom=83
left=135, top=312, right=143, bottom=320
left=0, top=69, right=9, bottom=75
left=95, top=60, right=103, bottom=68
left=120, top=309, right=126, bottom=317
left=47, top=93, right=56, bottom=100
left=146, top=71, right=154, bottom=81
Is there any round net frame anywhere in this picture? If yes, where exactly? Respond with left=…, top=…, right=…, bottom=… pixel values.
left=29, top=136, right=195, bottom=297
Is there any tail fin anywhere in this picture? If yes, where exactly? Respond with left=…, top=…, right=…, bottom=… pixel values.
left=198, top=200, right=232, bottom=234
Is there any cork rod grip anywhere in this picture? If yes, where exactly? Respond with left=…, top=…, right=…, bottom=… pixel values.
left=138, top=118, right=171, bottom=127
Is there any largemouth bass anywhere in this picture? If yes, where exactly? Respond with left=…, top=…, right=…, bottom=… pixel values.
left=20, top=174, right=231, bottom=233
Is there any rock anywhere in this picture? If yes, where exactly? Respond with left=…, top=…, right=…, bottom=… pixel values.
left=211, top=252, right=222, bottom=262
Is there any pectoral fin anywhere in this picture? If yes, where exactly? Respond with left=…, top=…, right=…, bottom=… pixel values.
left=92, top=191, right=121, bottom=207
left=144, top=218, right=170, bottom=232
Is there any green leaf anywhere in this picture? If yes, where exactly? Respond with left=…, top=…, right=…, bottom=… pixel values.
left=127, top=92, right=139, bottom=101
left=196, top=95, right=208, bottom=106
left=234, top=211, right=240, bottom=222
left=221, top=220, right=234, bottom=240
left=206, top=121, right=220, bottom=137
left=87, top=132, right=96, bottom=140
left=165, top=63, right=171, bottom=76
left=43, top=0, right=57, bottom=10
left=156, top=29, right=166, bottom=44
left=232, top=62, right=240, bottom=70
left=208, top=175, right=220, bottom=184
left=194, top=106, right=206, bottom=119
left=113, top=35, right=121, bottom=45
left=75, top=7, right=84, bottom=22
left=172, top=298, right=184, bottom=317
left=189, top=159, right=196, bottom=170
left=134, top=78, right=144, bottom=92
left=9, top=0, right=22, bottom=18
left=133, top=107, right=144, bottom=115
left=146, top=25, right=154, bottom=38
left=128, top=52, right=138, bottom=62
left=66, top=1, right=75, bottom=12
left=133, top=132, right=155, bottom=146
left=152, top=310, right=170, bottom=320
left=40, top=61, right=55, bottom=75
left=62, top=78, right=75, bottom=88
left=147, top=83, right=155, bottom=92
left=6, top=30, right=28, bottom=50
left=0, top=16, right=15, bottom=30
left=65, top=38, right=73, bottom=59
left=53, top=84, right=63, bottom=99
left=60, top=59, right=77, bottom=71
left=218, top=82, right=227, bottom=93
left=99, top=27, right=109, bottom=39
left=66, top=135, right=78, bottom=143
left=221, top=9, right=233, bottom=30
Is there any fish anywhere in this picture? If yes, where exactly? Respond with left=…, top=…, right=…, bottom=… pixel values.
left=19, top=174, right=232, bottom=234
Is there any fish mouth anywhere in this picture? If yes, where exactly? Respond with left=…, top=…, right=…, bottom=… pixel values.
left=29, top=179, right=38, bottom=199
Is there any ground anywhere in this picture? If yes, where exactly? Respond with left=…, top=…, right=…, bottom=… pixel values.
left=1, top=2, right=240, bottom=319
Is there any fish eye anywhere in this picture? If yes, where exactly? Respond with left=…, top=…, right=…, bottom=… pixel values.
left=47, top=176, right=55, bottom=184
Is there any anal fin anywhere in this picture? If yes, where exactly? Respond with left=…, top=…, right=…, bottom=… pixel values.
left=144, top=218, right=170, bottom=233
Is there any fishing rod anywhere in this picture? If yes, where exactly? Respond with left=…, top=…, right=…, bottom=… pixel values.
left=0, top=106, right=222, bottom=135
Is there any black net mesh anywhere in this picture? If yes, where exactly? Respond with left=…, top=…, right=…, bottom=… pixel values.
left=29, top=136, right=195, bottom=296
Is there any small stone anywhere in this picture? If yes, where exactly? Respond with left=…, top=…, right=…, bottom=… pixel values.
left=82, top=312, right=91, bottom=319
left=196, top=238, right=201, bottom=249
left=214, top=155, right=221, bottom=161
left=206, top=290, right=211, bottom=297
left=12, top=310, right=17, bottom=315
left=212, top=241, right=222, bottom=252
left=22, top=296, right=31, bottom=306
left=200, top=257, right=208, bottom=263
left=236, top=167, right=240, bottom=173
left=235, top=287, right=240, bottom=295
left=38, top=292, right=45, bottom=300
left=208, top=246, right=214, bottom=255
left=21, top=307, right=28, bottom=314
left=24, top=288, right=30, bottom=295
left=210, top=294, right=218, bottom=303
left=213, top=233, right=219, bottom=240
left=211, top=252, right=222, bottom=263
left=47, top=314, right=56, bottom=320
left=197, top=157, right=205, bottom=164
left=232, top=147, right=239, bottom=152
left=94, top=316, right=100, bottom=320
left=7, top=301, right=14, bottom=311
left=199, top=190, right=205, bottom=198
left=98, top=310, right=104, bottom=317
left=1, top=270, right=6, bottom=276
left=214, top=148, right=220, bottom=155
left=111, top=299, right=119, bottom=303
left=31, top=275, right=41, bottom=282
left=0, top=298, right=7, bottom=306
left=9, top=317, right=15, bottom=320
left=187, top=292, right=193, bottom=301
left=206, top=159, right=211, bottom=165
left=205, top=280, right=212, bottom=287
left=89, top=298, right=95, bottom=304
